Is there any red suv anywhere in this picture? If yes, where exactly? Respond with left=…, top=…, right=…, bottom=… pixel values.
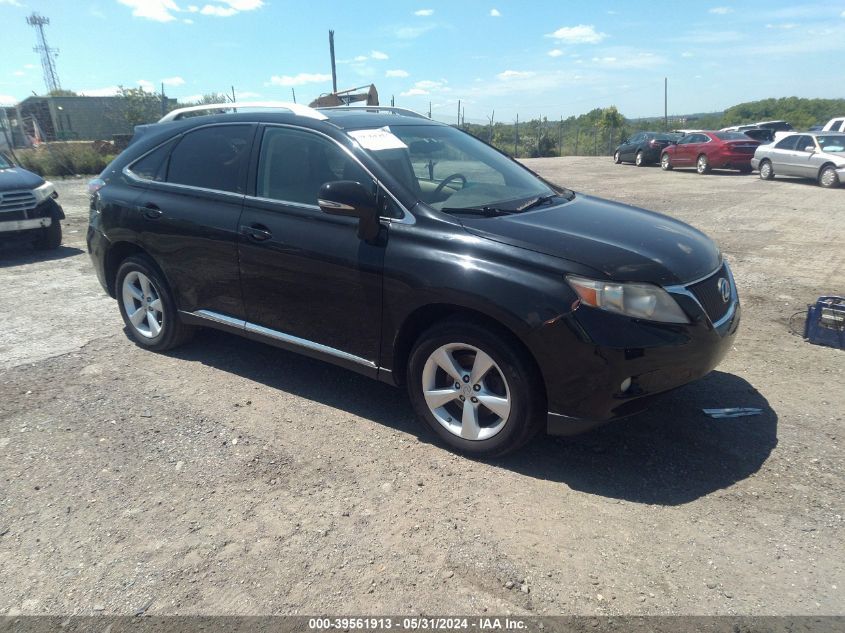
left=660, top=131, right=760, bottom=174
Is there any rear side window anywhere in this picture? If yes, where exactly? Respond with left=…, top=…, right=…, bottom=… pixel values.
left=167, top=125, right=252, bottom=193
left=775, top=136, right=799, bottom=150
left=128, top=138, right=177, bottom=181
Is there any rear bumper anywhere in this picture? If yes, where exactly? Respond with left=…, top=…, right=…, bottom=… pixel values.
left=712, top=154, right=754, bottom=169
left=86, top=225, right=111, bottom=294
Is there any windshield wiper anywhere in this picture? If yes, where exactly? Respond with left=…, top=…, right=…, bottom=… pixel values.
left=440, top=206, right=515, bottom=217
left=516, top=193, right=559, bottom=212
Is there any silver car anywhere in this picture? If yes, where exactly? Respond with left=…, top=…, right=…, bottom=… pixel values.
left=751, top=132, right=845, bottom=188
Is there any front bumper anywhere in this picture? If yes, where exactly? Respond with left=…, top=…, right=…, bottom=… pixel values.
left=0, top=197, right=63, bottom=234
left=526, top=264, right=741, bottom=435
left=836, top=166, right=845, bottom=181
left=0, top=216, right=52, bottom=233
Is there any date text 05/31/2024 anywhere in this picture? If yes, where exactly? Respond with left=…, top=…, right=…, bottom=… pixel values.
left=308, top=617, right=528, bottom=630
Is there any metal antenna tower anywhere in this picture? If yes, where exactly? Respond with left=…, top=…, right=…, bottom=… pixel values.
left=26, top=13, right=61, bottom=93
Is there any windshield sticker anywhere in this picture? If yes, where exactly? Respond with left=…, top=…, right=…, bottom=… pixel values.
left=348, top=127, right=408, bottom=151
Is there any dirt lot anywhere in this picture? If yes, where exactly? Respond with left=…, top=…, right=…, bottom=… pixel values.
left=1, top=158, right=843, bottom=616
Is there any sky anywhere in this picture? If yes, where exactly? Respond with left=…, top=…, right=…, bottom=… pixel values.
left=1, top=0, right=845, bottom=123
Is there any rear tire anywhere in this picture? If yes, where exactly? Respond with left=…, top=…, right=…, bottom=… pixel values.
left=407, top=319, right=543, bottom=457
left=635, top=151, right=645, bottom=167
left=116, top=255, right=194, bottom=351
left=696, top=154, right=711, bottom=174
left=33, top=219, right=62, bottom=250
left=819, top=164, right=840, bottom=188
left=759, top=160, right=774, bottom=180
left=660, top=153, right=673, bottom=171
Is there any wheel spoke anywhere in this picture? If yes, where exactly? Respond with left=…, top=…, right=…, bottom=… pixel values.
left=146, top=312, right=162, bottom=336
left=469, top=350, right=495, bottom=385
left=460, top=401, right=481, bottom=440
left=433, top=348, right=464, bottom=383
left=424, top=388, right=459, bottom=410
left=477, top=392, right=510, bottom=420
left=149, top=299, right=162, bottom=312
left=139, top=275, right=151, bottom=299
left=127, top=283, right=143, bottom=302
left=129, top=306, right=146, bottom=327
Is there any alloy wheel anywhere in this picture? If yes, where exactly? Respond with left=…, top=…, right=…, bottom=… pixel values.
left=697, top=155, right=709, bottom=174
left=421, top=343, right=511, bottom=441
left=636, top=152, right=644, bottom=166
left=661, top=154, right=671, bottom=170
left=122, top=270, right=164, bottom=339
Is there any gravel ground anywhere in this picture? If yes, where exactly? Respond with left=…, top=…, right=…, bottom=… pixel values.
left=0, top=159, right=842, bottom=617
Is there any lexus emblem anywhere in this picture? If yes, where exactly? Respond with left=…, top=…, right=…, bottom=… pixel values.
left=717, top=277, right=730, bottom=303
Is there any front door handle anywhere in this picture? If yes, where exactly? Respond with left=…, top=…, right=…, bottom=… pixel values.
left=240, top=224, right=272, bottom=241
left=139, top=203, right=162, bottom=219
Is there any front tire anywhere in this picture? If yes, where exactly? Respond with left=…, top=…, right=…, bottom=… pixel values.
left=660, top=153, right=673, bottom=171
left=613, top=151, right=621, bottom=164
left=407, top=319, right=543, bottom=457
left=33, top=219, right=62, bottom=250
left=759, top=160, right=774, bottom=180
left=116, top=255, right=194, bottom=351
left=696, top=154, right=711, bottom=174
left=819, top=165, right=840, bottom=188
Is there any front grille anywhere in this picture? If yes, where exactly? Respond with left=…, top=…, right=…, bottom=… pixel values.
left=0, top=190, right=38, bottom=214
left=687, top=264, right=732, bottom=323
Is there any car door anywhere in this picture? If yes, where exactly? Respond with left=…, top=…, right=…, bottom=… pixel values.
left=792, top=135, right=818, bottom=178
left=237, top=124, right=386, bottom=373
left=770, top=135, right=800, bottom=175
left=621, top=133, right=641, bottom=161
left=127, top=123, right=256, bottom=317
left=672, top=135, right=691, bottom=164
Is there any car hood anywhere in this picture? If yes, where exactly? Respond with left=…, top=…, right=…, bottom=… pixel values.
left=459, top=193, right=721, bottom=285
left=0, top=166, right=44, bottom=192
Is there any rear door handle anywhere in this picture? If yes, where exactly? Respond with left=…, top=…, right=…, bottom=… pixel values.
left=139, top=203, right=162, bottom=219
left=240, top=224, right=272, bottom=241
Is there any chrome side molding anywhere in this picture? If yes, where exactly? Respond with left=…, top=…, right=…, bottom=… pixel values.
left=181, top=309, right=377, bottom=369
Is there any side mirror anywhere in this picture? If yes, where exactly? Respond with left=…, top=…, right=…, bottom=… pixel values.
left=318, top=180, right=380, bottom=242
left=620, top=138, right=628, bottom=144
left=804, top=145, right=815, bottom=153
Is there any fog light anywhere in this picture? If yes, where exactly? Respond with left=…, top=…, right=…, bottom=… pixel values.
left=620, top=377, right=632, bottom=392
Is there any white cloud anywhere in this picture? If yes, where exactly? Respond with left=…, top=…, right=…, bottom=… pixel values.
left=137, top=79, right=156, bottom=91
left=268, top=72, right=332, bottom=87
left=547, top=49, right=563, bottom=57
left=183, top=18, right=193, bottom=23
left=162, top=76, right=186, bottom=86
left=187, top=5, right=199, bottom=11
left=0, top=94, right=18, bottom=106
left=354, top=55, right=368, bottom=62
left=841, top=9, right=845, bottom=17
left=401, top=88, right=428, bottom=96
left=237, top=91, right=261, bottom=99
left=589, top=50, right=666, bottom=69
left=394, top=24, right=435, bottom=39
left=0, top=0, right=23, bottom=5
left=200, top=5, right=237, bottom=16
left=765, top=22, right=796, bottom=29
left=489, top=8, right=501, bottom=17
left=178, top=94, right=204, bottom=103
left=386, top=69, right=410, bottom=78
left=709, top=6, right=733, bottom=14
left=414, top=80, right=444, bottom=90
left=79, top=86, right=121, bottom=97
left=414, top=8, right=433, bottom=16
left=13, top=71, right=25, bottom=76
left=199, top=0, right=265, bottom=17
left=399, top=79, right=447, bottom=97
left=497, top=70, right=535, bottom=80
left=546, top=24, right=607, bottom=44
left=118, top=0, right=180, bottom=22
left=370, top=50, right=389, bottom=60
left=24, top=64, right=36, bottom=69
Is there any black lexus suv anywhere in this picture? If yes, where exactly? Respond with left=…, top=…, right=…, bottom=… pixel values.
left=87, top=104, right=740, bottom=456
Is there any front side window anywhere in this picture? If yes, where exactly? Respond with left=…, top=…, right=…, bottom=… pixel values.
left=256, top=127, right=372, bottom=207
left=166, top=125, right=252, bottom=193
left=353, top=124, right=555, bottom=213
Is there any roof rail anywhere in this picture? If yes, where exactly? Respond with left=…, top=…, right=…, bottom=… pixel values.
left=158, top=101, right=328, bottom=123
left=316, top=105, right=429, bottom=120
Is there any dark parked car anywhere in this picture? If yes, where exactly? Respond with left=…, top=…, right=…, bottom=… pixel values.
left=613, top=132, right=681, bottom=166
left=88, top=103, right=740, bottom=456
left=660, top=131, right=760, bottom=174
left=741, top=127, right=775, bottom=144
left=0, top=152, right=64, bottom=249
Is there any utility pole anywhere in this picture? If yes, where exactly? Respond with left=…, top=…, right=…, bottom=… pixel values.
left=27, top=13, right=61, bottom=93
left=428, top=101, right=432, bottom=119
left=558, top=116, right=563, bottom=156
left=329, top=30, right=338, bottom=94
left=160, top=82, right=166, bottom=118
left=664, top=77, right=668, bottom=129
left=231, top=85, right=236, bottom=103
left=291, top=88, right=296, bottom=103
left=514, top=114, right=519, bottom=157
left=488, top=109, right=494, bottom=143
left=391, top=95, right=395, bottom=107
left=457, top=99, right=461, bottom=127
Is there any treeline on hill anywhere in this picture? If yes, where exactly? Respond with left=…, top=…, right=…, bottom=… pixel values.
left=463, top=97, right=845, bottom=158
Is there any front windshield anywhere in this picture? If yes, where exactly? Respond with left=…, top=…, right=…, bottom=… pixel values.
left=354, top=124, right=559, bottom=213
left=816, top=135, right=845, bottom=153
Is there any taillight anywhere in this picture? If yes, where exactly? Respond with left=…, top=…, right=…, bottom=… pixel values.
left=87, top=178, right=105, bottom=197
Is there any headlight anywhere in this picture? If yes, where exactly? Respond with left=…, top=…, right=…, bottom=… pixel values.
left=567, top=275, right=690, bottom=324
left=32, top=181, right=57, bottom=205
